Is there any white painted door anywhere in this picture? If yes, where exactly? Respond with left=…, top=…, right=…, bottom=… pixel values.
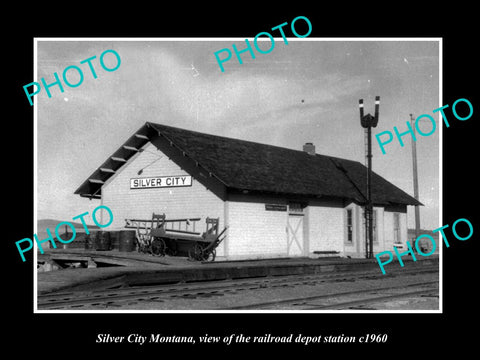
left=287, top=203, right=304, bottom=256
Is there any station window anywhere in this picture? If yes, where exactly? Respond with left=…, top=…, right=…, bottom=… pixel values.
left=346, top=209, right=353, bottom=242
left=393, top=213, right=401, bottom=244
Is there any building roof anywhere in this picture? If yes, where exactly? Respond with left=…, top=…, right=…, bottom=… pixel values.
left=75, top=122, right=421, bottom=206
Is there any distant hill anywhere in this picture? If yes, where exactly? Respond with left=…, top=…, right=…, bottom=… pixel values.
left=36, top=219, right=100, bottom=240
left=33, top=219, right=102, bottom=250
left=38, top=219, right=100, bottom=231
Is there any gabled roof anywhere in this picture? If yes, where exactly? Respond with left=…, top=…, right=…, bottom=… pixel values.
left=75, top=122, right=421, bottom=206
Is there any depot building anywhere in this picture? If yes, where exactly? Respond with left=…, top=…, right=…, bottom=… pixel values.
left=74, top=122, right=420, bottom=260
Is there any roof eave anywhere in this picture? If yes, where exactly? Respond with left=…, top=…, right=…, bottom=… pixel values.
left=74, top=122, right=156, bottom=197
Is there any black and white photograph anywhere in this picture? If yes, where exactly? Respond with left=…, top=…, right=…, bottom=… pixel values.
left=34, top=38, right=440, bottom=312
left=7, top=7, right=478, bottom=354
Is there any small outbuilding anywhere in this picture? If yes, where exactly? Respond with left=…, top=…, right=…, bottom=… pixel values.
left=75, top=122, right=420, bottom=260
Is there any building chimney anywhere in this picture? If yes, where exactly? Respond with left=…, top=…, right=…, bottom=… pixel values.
left=303, top=142, right=315, bottom=155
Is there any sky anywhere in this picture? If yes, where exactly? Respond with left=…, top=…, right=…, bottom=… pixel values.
left=35, top=38, right=440, bottom=230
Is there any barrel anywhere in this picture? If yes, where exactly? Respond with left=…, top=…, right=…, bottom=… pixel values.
left=61, top=232, right=87, bottom=249
left=109, top=231, right=120, bottom=250
left=84, top=233, right=94, bottom=250
left=94, top=231, right=112, bottom=251
left=55, top=228, right=79, bottom=249
left=118, top=230, right=136, bottom=252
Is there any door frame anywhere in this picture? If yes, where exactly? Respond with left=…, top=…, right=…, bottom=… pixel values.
left=286, top=202, right=308, bottom=256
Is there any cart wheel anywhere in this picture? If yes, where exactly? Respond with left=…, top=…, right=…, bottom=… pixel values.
left=204, top=249, right=216, bottom=262
left=188, top=243, right=204, bottom=261
left=151, top=238, right=166, bottom=256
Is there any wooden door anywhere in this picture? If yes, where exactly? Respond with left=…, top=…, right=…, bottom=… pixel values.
left=287, top=203, right=304, bottom=256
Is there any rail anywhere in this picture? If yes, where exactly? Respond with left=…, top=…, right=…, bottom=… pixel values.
left=37, top=265, right=439, bottom=310
left=125, top=217, right=202, bottom=235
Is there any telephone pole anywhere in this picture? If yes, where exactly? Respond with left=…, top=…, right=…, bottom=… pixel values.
left=410, top=114, right=421, bottom=243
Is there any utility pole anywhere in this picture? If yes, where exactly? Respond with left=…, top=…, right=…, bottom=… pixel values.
left=410, top=114, right=421, bottom=244
left=359, top=96, right=380, bottom=259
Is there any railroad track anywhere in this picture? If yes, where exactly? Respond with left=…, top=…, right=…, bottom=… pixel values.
left=37, top=265, right=439, bottom=310
left=226, top=281, right=439, bottom=310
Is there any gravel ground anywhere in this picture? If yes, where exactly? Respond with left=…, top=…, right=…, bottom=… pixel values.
left=80, top=270, right=439, bottom=311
